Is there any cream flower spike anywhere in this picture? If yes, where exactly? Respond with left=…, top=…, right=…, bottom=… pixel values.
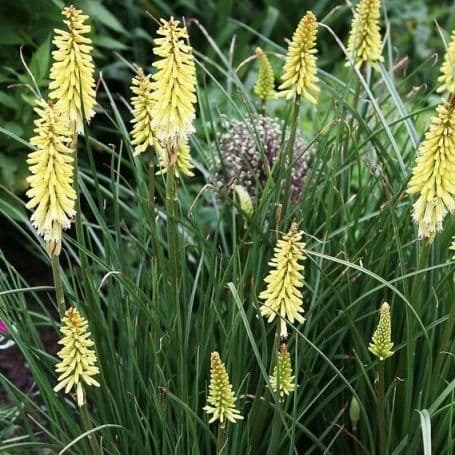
left=407, top=95, right=455, bottom=241
left=26, top=99, right=76, bottom=256
left=54, top=308, right=100, bottom=407
left=437, top=30, right=455, bottom=93
left=259, top=222, right=306, bottom=338
left=151, top=17, right=197, bottom=151
left=368, top=302, right=394, bottom=361
left=49, top=5, right=96, bottom=133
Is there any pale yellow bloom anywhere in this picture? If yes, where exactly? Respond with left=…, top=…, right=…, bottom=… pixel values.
left=130, top=67, right=156, bottom=156
left=279, top=11, right=319, bottom=103
left=437, top=30, right=455, bottom=93
left=368, top=302, right=393, bottom=361
left=259, top=223, right=306, bottom=338
left=346, top=0, right=384, bottom=69
left=156, top=139, right=195, bottom=178
left=407, top=97, right=455, bottom=241
left=151, top=17, right=197, bottom=149
left=204, top=352, right=243, bottom=424
left=49, top=5, right=96, bottom=133
left=26, top=99, right=76, bottom=256
left=270, top=344, right=296, bottom=398
left=54, top=308, right=100, bottom=406
left=254, top=47, right=277, bottom=100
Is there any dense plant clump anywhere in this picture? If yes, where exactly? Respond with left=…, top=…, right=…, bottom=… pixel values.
left=1, top=1, right=455, bottom=454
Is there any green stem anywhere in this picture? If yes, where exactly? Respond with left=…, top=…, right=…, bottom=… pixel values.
left=51, top=254, right=66, bottom=318
left=216, top=422, right=227, bottom=454
left=80, top=402, right=102, bottom=455
left=377, top=361, right=387, bottom=455
left=281, top=95, right=301, bottom=219
left=148, top=146, right=158, bottom=259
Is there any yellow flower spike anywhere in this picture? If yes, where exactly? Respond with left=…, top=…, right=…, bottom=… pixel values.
left=437, top=31, right=455, bottom=93
left=233, top=185, right=254, bottom=219
left=259, top=222, right=306, bottom=338
left=254, top=47, right=277, bottom=101
left=26, top=99, right=76, bottom=256
left=279, top=11, right=319, bottom=103
left=270, top=344, right=296, bottom=398
left=130, top=67, right=156, bottom=156
left=407, top=96, right=455, bottom=241
left=368, top=302, right=394, bottom=361
left=156, top=139, right=195, bottom=178
left=54, top=308, right=100, bottom=407
left=204, top=352, right=243, bottom=424
left=49, top=5, right=96, bottom=133
left=151, top=17, right=197, bottom=150
left=346, top=0, right=384, bottom=69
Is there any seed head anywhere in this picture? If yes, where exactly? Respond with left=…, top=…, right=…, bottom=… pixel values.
left=437, top=31, right=455, bottom=93
left=26, top=99, right=76, bottom=256
left=151, top=17, right=197, bottom=148
left=54, top=308, right=100, bottom=407
left=259, top=223, right=306, bottom=338
left=254, top=47, right=277, bottom=101
left=368, top=302, right=394, bottom=361
left=270, top=344, right=296, bottom=398
left=49, top=5, right=96, bottom=132
left=130, top=68, right=156, bottom=156
left=346, top=0, right=384, bottom=69
left=407, top=97, right=455, bottom=241
left=203, top=352, right=243, bottom=424
left=279, top=11, right=319, bottom=103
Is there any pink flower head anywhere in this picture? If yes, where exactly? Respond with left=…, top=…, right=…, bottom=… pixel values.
left=0, top=320, right=8, bottom=333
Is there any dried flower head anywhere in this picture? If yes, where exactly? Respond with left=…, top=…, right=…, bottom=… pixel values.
left=270, top=344, right=296, bottom=398
left=49, top=5, right=96, bottom=133
left=254, top=47, right=277, bottom=100
left=156, top=139, right=195, bottom=178
left=233, top=185, right=254, bottom=219
left=204, top=352, right=243, bottom=424
left=279, top=11, right=319, bottom=103
left=216, top=115, right=311, bottom=200
left=130, top=67, right=156, bottom=156
left=346, top=0, right=383, bottom=69
left=437, top=31, right=455, bottom=93
left=368, top=302, right=393, bottom=361
left=26, top=99, right=76, bottom=256
left=407, top=96, right=455, bottom=241
left=259, top=223, right=306, bottom=338
left=151, top=17, right=197, bottom=149
left=54, top=308, right=100, bottom=407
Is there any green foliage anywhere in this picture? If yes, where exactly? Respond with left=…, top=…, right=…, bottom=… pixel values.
left=1, top=1, right=455, bottom=454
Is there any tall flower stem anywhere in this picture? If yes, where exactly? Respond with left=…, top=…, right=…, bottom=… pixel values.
left=80, top=402, right=102, bottom=455
left=377, top=361, right=387, bottom=455
left=216, top=422, right=227, bottom=454
left=282, top=95, right=301, bottom=218
left=51, top=254, right=65, bottom=318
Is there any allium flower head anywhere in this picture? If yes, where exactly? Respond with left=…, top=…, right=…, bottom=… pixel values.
left=368, top=302, right=393, bottom=361
left=49, top=5, right=96, bottom=133
left=216, top=115, right=311, bottom=200
left=54, top=307, right=100, bottom=407
left=437, top=31, right=455, bottom=93
left=279, top=11, right=319, bottom=103
left=26, top=99, right=76, bottom=256
left=346, top=0, right=384, bottom=69
left=254, top=47, right=277, bottom=100
left=259, top=223, right=306, bottom=338
left=130, top=67, right=156, bottom=156
left=204, top=352, right=243, bottom=424
left=407, top=96, right=455, bottom=241
left=270, top=344, right=296, bottom=398
left=156, top=139, right=195, bottom=177
left=151, top=17, right=197, bottom=149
